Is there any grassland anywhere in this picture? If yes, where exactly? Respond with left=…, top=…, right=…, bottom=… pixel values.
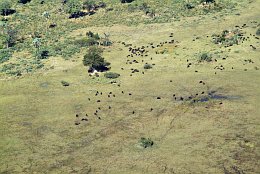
left=0, top=0, right=260, bottom=173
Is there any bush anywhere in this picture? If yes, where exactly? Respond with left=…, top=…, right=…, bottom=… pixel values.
left=83, top=0, right=95, bottom=11
left=86, top=31, right=100, bottom=40
left=83, top=46, right=110, bottom=71
left=3, top=26, right=18, bottom=48
left=139, top=137, right=154, bottom=148
left=104, top=72, right=120, bottom=79
left=212, top=29, right=243, bottom=47
left=0, top=48, right=11, bottom=63
left=74, top=37, right=97, bottom=47
left=37, top=48, right=50, bottom=59
left=199, top=52, right=212, bottom=62
left=65, top=0, right=82, bottom=14
left=61, top=80, right=70, bottom=86
left=144, top=63, right=152, bottom=69
left=185, top=3, right=195, bottom=9
left=256, top=28, right=260, bottom=36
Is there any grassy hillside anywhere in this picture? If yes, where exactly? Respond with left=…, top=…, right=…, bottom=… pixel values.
left=0, top=0, right=260, bottom=173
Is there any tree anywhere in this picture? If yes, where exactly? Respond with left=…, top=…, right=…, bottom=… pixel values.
left=65, top=0, right=82, bottom=14
left=0, top=0, right=11, bottom=16
left=83, top=46, right=110, bottom=71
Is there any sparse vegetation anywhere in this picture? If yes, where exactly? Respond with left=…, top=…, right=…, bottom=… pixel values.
left=83, top=0, right=95, bottom=11
left=144, top=63, right=152, bottom=69
left=212, top=29, right=244, bottom=47
left=104, top=72, right=120, bottom=79
left=139, top=137, right=154, bottom=148
left=61, top=80, right=70, bottom=86
left=199, top=52, right=212, bottom=62
left=65, top=0, right=82, bottom=15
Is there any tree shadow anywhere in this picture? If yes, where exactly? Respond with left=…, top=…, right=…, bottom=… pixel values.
left=69, top=11, right=96, bottom=19
left=1, top=9, right=16, bottom=16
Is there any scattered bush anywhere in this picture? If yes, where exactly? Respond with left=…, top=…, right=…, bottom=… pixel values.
left=139, top=137, right=154, bottom=148
left=74, top=37, right=96, bottom=47
left=61, top=80, right=70, bottom=86
left=104, top=72, right=120, bottom=79
left=0, top=56, right=45, bottom=76
left=144, top=64, right=152, bottom=69
left=83, top=46, right=110, bottom=71
left=212, top=29, right=244, bottom=47
left=199, top=52, right=212, bottom=62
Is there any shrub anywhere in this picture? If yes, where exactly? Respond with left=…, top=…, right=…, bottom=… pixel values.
left=139, top=2, right=149, bottom=11
left=144, top=63, right=152, bottom=69
left=139, top=137, right=154, bottom=148
left=104, top=72, right=120, bottom=79
left=212, top=29, right=244, bottom=47
left=256, top=28, right=260, bottom=36
left=83, top=46, right=110, bottom=71
left=37, top=48, right=50, bottom=59
left=61, top=80, right=70, bottom=86
left=185, top=3, right=195, bottom=9
left=74, top=37, right=96, bottom=47
left=83, top=0, right=95, bottom=11
left=3, top=26, right=18, bottom=48
left=199, top=52, right=212, bottom=62
left=0, top=48, right=11, bottom=63
left=86, top=31, right=100, bottom=40
left=65, top=0, right=82, bottom=14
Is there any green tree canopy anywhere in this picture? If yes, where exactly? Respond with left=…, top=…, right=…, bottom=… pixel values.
left=83, top=46, right=110, bottom=71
